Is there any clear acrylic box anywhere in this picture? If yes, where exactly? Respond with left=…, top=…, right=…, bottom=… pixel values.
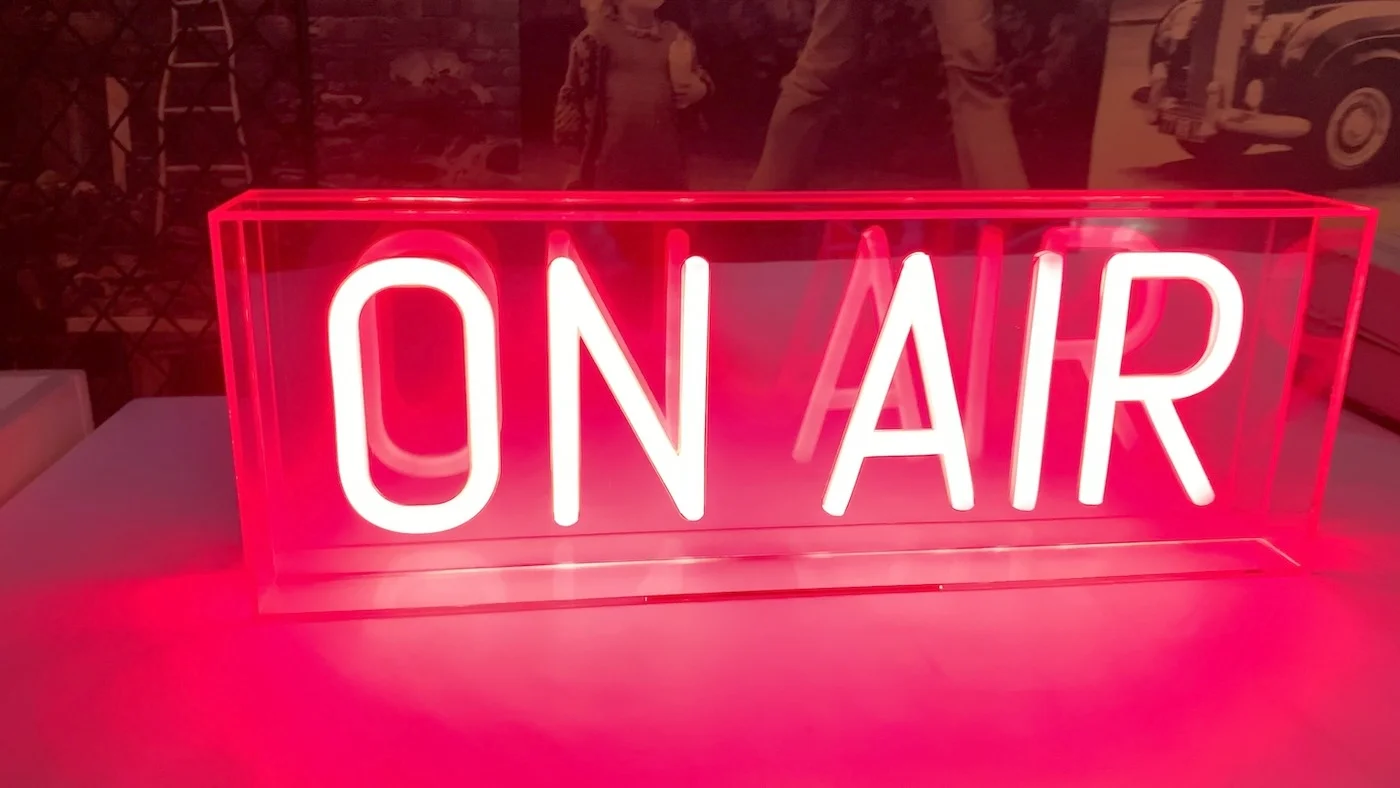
left=209, top=190, right=1375, bottom=615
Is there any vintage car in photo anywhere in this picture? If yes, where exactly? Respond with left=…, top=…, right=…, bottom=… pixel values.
left=1132, top=0, right=1400, bottom=181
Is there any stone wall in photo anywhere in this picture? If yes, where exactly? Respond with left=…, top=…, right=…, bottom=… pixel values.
left=308, top=0, right=523, bottom=187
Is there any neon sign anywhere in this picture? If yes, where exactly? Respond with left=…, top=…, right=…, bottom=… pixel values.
left=210, top=191, right=1374, bottom=615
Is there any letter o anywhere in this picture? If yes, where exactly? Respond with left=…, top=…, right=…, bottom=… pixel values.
left=357, top=231, right=501, bottom=479
left=328, top=256, right=501, bottom=534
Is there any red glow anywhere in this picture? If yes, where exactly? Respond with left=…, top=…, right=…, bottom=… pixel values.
left=208, top=190, right=1375, bottom=615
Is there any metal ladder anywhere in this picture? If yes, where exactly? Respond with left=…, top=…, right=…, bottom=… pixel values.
left=156, top=0, right=252, bottom=234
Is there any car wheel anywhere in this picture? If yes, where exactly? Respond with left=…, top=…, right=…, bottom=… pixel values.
left=1309, top=68, right=1399, bottom=181
left=1176, top=135, right=1254, bottom=163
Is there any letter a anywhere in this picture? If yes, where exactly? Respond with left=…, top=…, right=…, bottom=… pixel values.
left=823, top=253, right=974, bottom=516
left=794, top=226, right=921, bottom=463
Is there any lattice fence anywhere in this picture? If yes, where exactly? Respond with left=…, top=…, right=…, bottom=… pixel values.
left=0, top=0, right=315, bottom=421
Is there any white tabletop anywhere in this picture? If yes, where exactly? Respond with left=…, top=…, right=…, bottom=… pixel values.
left=2, top=396, right=1400, bottom=786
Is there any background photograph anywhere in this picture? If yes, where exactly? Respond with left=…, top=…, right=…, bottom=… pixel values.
left=303, top=0, right=1112, bottom=191
left=1089, top=0, right=1400, bottom=230
left=520, top=0, right=1111, bottom=190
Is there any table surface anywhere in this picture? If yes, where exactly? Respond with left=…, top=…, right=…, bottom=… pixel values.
left=3, top=396, right=1400, bottom=787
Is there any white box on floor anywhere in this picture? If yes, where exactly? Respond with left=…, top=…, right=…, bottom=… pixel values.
left=0, top=370, right=93, bottom=506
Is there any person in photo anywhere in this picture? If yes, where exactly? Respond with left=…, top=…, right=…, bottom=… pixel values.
left=553, top=0, right=714, bottom=190
left=749, top=0, right=1029, bottom=191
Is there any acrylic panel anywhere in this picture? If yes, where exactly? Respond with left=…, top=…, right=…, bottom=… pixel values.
left=210, top=190, right=1374, bottom=614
